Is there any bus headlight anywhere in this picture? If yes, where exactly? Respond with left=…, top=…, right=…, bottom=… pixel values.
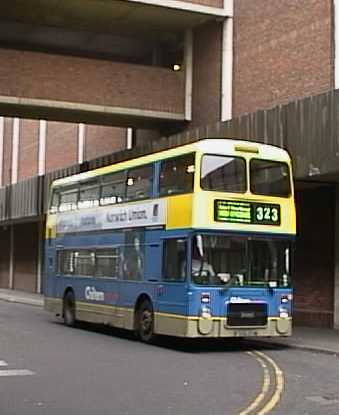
left=279, top=307, right=289, bottom=319
left=200, top=305, right=211, bottom=318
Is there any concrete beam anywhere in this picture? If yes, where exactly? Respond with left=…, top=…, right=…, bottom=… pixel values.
left=0, top=96, right=186, bottom=130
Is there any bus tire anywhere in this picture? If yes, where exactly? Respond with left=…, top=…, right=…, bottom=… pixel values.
left=137, top=299, right=155, bottom=343
left=63, top=290, right=76, bottom=327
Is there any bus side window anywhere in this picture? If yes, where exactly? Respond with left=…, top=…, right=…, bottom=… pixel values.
left=100, top=171, right=126, bottom=205
left=159, top=153, right=195, bottom=196
left=78, top=179, right=100, bottom=209
left=74, top=250, right=95, bottom=276
left=126, top=164, right=153, bottom=201
left=49, top=190, right=60, bottom=214
left=122, top=231, right=145, bottom=281
left=59, top=187, right=79, bottom=212
left=57, top=250, right=75, bottom=275
left=96, top=248, right=120, bottom=279
left=163, top=239, right=187, bottom=282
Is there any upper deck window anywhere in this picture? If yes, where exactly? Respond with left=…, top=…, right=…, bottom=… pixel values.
left=201, top=155, right=246, bottom=193
left=159, top=153, right=195, bottom=196
left=126, top=164, right=153, bottom=201
left=49, top=190, right=60, bottom=214
left=250, top=159, right=291, bottom=197
left=59, top=187, right=78, bottom=212
left=100, top=171, right=126, bottom=206
left=78, top=179, right=100, bottom=209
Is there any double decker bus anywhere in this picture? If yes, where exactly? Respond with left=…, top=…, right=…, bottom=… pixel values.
left=44, top=138, right=295, bottom=342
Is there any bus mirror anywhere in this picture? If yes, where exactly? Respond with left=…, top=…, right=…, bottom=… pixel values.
left=196, top=235, right=204, bottom=257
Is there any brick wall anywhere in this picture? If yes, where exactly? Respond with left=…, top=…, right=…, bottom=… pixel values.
left=293, top=186, right=334, bottom=327
left=0, top=48, right=185, bottom=115
left=0, top=227, right=9, bottom=288
left=191, top=21, right=222, bottom=127
left=85, top=125, right=126, bottom=161
left=0, top=117, right=129, bottom=184
left=233, top=0, right=333, bottom=116
left=13, top=223, right=38, bottom=293
left=18, top=119, right=39, bottom=181
left=45, top=121, right=78, bottom=173
left=134, top=129, right=163, bottom=148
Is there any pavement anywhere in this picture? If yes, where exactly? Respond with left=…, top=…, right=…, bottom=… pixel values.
left=0, top=288, right=43, bottom=307
left=0, top=288, right=338, bottom=356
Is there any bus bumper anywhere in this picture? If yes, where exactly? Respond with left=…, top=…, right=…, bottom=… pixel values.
left=154, top=313, right=292, bottom=338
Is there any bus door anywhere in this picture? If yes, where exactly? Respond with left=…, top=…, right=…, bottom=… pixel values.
left=93, top=247, right=121, bottom=327
left=155, top=237, right=188, bottom=320
left=118, top=230, right=148, bottom=329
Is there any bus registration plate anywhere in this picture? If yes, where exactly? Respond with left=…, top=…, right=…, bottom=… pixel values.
left=232, top=329, right=258, bottom=337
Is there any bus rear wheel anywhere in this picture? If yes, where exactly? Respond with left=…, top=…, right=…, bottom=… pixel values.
left=63, top=291, right=76, bottom=327
left=137, top=300, right=155, bottom=343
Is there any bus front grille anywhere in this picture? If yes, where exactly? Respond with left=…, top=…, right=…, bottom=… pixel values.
left=227, top=303, right=268, bottom=327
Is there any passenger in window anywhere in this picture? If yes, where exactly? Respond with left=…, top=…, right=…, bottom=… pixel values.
left=123, top=236, right=144, bottom=281
left=191, top=244, right=215, bottom=284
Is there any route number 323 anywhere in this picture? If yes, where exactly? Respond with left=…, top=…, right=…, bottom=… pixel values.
left=255, top=206, right=279, bottom=223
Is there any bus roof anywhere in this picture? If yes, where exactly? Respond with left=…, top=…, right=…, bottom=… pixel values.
left=51, top=138, right=291, bottom=187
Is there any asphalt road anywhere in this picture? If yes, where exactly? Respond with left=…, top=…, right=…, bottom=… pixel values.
left=0, top=302, right=338, bottom=415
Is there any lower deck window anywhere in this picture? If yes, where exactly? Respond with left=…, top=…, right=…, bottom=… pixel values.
left=57, top=248, right=120, bottom=279
left=74, top=250, right=95, bottom=276
left=163, top=238, right=187, bottom=281
left=96, top=249, right=120, bottom=278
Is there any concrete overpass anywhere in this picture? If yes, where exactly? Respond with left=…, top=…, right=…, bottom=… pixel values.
left=0, top=0, right=232, bottom=128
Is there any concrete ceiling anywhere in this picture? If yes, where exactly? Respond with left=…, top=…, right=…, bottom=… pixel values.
left=0, top=21, right=163, bottom=61
left=0, top=0, right=220, bottom=61
left=0, top=0, right=218, bottom=45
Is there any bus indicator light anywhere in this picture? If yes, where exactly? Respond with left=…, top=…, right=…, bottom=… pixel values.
left=201, top=293, right=211, bottom=304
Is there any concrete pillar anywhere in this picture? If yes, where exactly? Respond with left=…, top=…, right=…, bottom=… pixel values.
left=335, top=0, right=339, bottom=89
left=11, top=118, right=20, bottom=185
left=334, top=186, right=339, bottom=328
left=38, top=120, right=47, bottom=176
left=37, top=221, right=43, bottom=294
left=78, top=123, right=85, bottom=164
left=9, top=225, right=14, bottom=289
left=126, top=128, right=133, bottom=150
left=221, top=17, right=233, bottom=121
left=184, top=29, right=193, bottom=121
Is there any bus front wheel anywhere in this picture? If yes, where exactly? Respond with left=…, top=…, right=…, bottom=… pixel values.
left=137, top=300, right=155, bottom=343
left=63, top=291, right=76, bottom=327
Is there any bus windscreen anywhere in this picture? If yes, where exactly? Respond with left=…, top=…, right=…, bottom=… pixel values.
left=191, top=235, right=291, bottom=288
left=200, top=155, right=246, bottom=193
left=250, top=159, right=291, bottom=197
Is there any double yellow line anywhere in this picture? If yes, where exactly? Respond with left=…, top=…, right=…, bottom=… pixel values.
left=237, top=350, right=285, bottom=415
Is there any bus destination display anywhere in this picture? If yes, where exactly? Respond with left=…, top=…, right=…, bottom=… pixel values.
left=214, top=200, right=281, bottom=226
